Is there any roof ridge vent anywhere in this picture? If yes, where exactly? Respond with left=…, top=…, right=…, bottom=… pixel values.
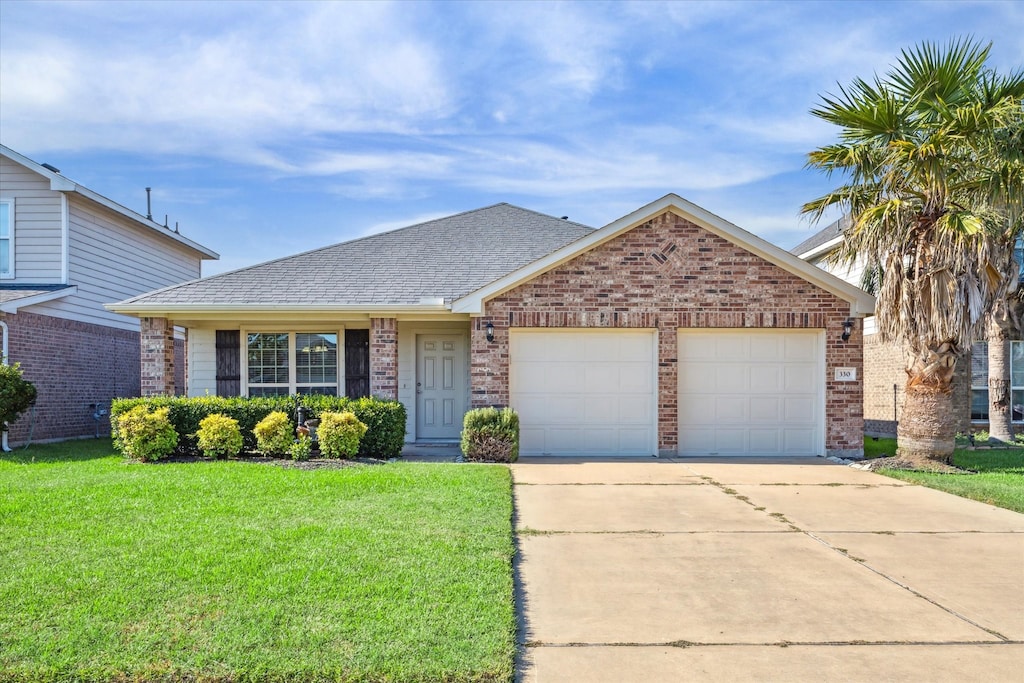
left=41, top=162, right=61, bottom=173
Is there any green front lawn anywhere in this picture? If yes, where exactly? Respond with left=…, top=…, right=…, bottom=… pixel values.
left=865, top=437, right=1024, bottom=514
left=0, top=441, right=516, bottom=682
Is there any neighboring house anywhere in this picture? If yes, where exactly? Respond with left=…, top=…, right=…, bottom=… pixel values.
left=0, top=145, right=218, bottom=445
left=110, top=194, right=874, bottom=458
left=791, top=217, right=1019, bottom=436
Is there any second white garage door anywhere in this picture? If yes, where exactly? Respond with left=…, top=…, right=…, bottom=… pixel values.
left=678, top=329, right=824, bottom=456
left=510, top=329, right=657, bottom=456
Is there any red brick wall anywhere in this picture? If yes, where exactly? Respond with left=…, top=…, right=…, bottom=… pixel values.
left=370, top=317, right=398, bottom=399
left=472, top=211, right=864, bottom=457
left=2, top=310, right=141, bottom=443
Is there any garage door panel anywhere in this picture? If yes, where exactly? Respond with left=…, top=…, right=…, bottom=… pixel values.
left=679, top=330, right=823, bottom=457
left=748, top=428, right=781, bottom=453
left=716, top=366, right=747, bottom=392
left=750, top=365, right=782, bottom=392
left=750, top=397, right=782, bottom=421
left=511, top=330, right=656, bottom=456
left=620, top=365, right=654, bottom=393
left=714, top=396, right=748, bottom=422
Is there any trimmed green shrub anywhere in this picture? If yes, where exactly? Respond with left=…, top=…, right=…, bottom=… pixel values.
left=110, top=395, right=406, bottom=458
left=196, top=413, right=243, bottom=459
left=253, top=411, right=294, bottom=456
left=114, top=405, right=178, bottom=462
left=0, top=360, right=37, bottom=426
left=317, top=411, right=368, bottom=459
left=290, top=433, right=313, bottom=461
left=461, top=407, right=519, bottom=463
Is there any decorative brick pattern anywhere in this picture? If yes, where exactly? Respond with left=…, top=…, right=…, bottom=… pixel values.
left=472, top=212, right=864, bottom=457
left=2, top=310, right=144, bottom=443
left=140, top=316, right=175, bottom=396
left=370, top=317, right=398, bottom=399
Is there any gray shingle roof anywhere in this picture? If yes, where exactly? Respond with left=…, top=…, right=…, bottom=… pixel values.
left=0, top=284, right=74, bottom=305
left=119, top=204, right=594, bottom=307
left=790, top=216, right=850, bottom=257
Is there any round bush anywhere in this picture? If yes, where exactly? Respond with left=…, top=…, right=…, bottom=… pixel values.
left=115, top=405, right=179, bottom=462
left=196, top=413, right=243, bottom=459
left=317, top=411, right=368, bottom=459
left=253, top=410, right=294, bottom=456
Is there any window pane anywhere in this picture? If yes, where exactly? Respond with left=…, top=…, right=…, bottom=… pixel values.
left=1014, top=389, right=1024, bottom=423
left=297, top=385, right=338, bottom=396
left=971, top=389, right=989, bottom=421
left=247, top=333, right=289, bottom=385
left=248, top=386, right=289, bottom=397
left=295, top=333, right=338, bottom=386
left=1012, top=342, right=1024, bottom=388
left=0, top=202, right=9, bottom=238
left=970, top=342, right=988, bottom=388
left=0, top=240, right=8, bottom=275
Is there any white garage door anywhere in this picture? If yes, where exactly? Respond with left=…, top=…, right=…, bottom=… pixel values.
left=510, top=329, right=657, bottom=456
left=678, top=330, right=824, bottom=456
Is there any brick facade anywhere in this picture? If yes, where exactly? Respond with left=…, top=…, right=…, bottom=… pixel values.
left=471, top=211, right=864, bottom=457
left=1, top=310, right=180, bottom=443
left=140, top=316, right=176, bottom=396
left=369, top=317, right=398, bottom=399
left=863, top=334, right=971, bottom=437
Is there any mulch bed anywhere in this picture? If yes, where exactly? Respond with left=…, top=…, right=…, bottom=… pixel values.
left=144, top=454, right=388, bottom=470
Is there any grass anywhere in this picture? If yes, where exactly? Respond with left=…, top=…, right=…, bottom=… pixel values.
left=0, top=440, right=516, bottom=682
left=864, top=436, right=1024, bottom=514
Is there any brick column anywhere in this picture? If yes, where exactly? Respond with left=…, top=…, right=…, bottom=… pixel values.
left=657, top=323, right=678, bottom=456
left=140, top=317, right=175, bottom=396
left=370, top=317, right=398, bottom=399
left=470, top=316, right=508, bottom=408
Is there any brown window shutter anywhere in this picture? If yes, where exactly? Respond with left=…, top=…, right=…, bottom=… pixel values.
left=215, top=330, right=241, bottom=396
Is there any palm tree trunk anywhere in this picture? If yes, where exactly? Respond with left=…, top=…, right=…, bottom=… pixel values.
left=897, top=343, right=958, bottom=464
left=988, top=314, right=1014, bottom=442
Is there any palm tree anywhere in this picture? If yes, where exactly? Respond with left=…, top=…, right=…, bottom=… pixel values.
left=803, top=38, right=1024, bottom=464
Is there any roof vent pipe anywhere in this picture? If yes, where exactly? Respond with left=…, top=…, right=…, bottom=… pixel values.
left=145, top=187, right=152, bottom=220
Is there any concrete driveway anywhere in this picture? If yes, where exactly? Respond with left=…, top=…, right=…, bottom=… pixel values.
left=512, top=458, right=1024, bottom=682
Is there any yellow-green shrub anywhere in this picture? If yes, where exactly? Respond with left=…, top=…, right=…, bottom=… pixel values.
left=317, top=411, right=368, bottom=459
left=196, top=413, right=243, bottom=459
left=253, top=411, right=294, bottom=456
left=114, top=405, right=178, bottom=462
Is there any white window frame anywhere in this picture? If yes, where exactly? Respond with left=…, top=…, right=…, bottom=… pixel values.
left=0, top=198, right=13, bottom=279
left=241, top=329, right=344, bottom=397
left=971, top=340, right=1024, bottom=423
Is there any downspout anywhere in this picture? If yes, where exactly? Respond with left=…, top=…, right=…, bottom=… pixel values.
left=1, top=320, right=9, bottom=452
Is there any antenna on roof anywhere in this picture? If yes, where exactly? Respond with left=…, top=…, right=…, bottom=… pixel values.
left=145, top=188, right=152, bottom=220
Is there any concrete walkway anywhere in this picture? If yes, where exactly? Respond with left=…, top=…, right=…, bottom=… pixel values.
left=511, top=458, right=1024, bottom=682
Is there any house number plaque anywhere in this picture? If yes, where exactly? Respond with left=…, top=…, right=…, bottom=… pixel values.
left=834, top=367, right=857, bottom=381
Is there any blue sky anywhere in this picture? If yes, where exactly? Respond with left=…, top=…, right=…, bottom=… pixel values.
left=2, top=1, right=1022, bottom=276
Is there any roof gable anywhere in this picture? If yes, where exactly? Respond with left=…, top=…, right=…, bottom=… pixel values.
left=0, top=144, right=218, bottom=260
left=453, top=194, right=875, bottom=316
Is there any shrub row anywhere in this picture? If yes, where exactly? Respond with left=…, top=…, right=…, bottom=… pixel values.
left=110, top=395, right=406, bottom=458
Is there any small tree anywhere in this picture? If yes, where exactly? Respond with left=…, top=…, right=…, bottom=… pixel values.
left=0, top=360, right=37, bottom=427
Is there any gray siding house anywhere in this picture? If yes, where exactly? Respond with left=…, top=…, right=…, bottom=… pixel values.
left=0, top=145, right=218, bottom=445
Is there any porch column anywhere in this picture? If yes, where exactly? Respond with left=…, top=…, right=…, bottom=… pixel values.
left=140, top=316, right=175, bottom=396
left=369, top=317, right=398, bottom=399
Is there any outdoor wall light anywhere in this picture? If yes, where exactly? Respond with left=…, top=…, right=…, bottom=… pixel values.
left=841, top=318, right=854, bottom=342
left=485, top=321, right=495, bottom=343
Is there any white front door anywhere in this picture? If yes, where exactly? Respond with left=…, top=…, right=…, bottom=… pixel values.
left=416, top=334, right=466, bottom=440
left=677, top=329, right=824, bottom=456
